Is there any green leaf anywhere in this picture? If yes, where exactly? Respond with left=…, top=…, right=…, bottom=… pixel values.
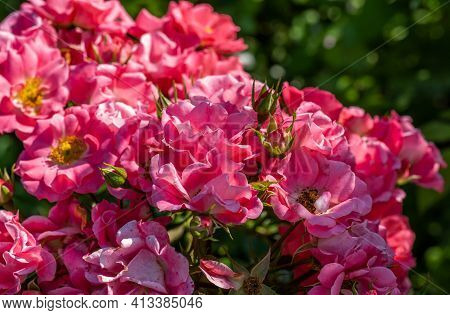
left=250, top=249, right=271, bottom=282
left=260, top=284, right=278, bottom=295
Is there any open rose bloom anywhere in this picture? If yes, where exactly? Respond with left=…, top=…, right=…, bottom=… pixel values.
left=0, top=0, right=446, bottom=296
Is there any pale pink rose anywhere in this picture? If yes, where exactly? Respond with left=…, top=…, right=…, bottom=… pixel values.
left=200, top=260, right=243, bottom=290
left=309, top=222, right=397, bottom=295
left=282, top=83, right=343, bottom=120
left=339, top=106, right=374, bottom=136
left=16, top=106, right=117, bottom=202
left=163, top=1, right=246, bottom=53
left=0, top=34, right=68, bottom=139
left=0, top=210, right=56, bottom=294
left=266, top=148, right=371, bottom=238
left=91, top=200, right=149, bottom=247
left=84, top=220, right=194, bottom=295
left=349, top=135, right=401, bottom=203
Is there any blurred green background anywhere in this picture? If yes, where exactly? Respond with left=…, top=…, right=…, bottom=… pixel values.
left=1, top=0, right=449, bottom=294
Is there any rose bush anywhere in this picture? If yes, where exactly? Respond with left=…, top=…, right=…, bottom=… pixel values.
left=0, top=0, right=446, bottom=295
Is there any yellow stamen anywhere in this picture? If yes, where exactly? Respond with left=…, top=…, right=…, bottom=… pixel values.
left=16, top=78, right=44, bottom=112
left=204, top=26, right=213, bottom=34
left=49, top=136, right=87, bottom=165
left=297, top=188, right=320, bottom=214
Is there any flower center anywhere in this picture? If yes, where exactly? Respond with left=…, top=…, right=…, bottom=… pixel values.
left=204, top=26, right=213, bottom=34
left=49, top=136, right=87, bottom=165
left=16, top=78, right=44, bottom=112
left=243, top=276, right=262, bottom=295
left=297, top=188, right=320, bottom=213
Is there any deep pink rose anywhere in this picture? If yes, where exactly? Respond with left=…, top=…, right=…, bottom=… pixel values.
left=309, top=222, right=398, bottom=295
left=92, top=200, right=149, bottom=247
left=282, top=83, right=343, bottom=120
left=266, top=148, right=371, bottom=237
left=0, top=33, right=68, bottom=139
left=0, top=210, right=56, bottom=294
left=163, top=1, right=246, bottom=53
left=16, top=106, right=117, bottom=202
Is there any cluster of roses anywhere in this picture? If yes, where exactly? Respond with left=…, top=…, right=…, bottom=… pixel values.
left=0, top=0, right=446, bottom=295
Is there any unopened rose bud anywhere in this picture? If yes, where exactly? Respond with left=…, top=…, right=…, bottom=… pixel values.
left=100, top=163, right=128, bottom=188
left=0, top=179, right=13, bottom=205
left=0, top=169, right=14, bottom=206
left=190, top=216, right=214, bottom=238
left=252, top=83, right=281, bottom=124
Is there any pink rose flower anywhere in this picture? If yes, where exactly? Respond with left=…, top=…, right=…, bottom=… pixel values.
left=266, top=148, right=371, bottom=238
left=84, top=220, right=194, bottom=295
left=0, top=8, right=56, bottom=44
left=0, top=210, right=56, bottom=294
left=111, top=112, right=163, bottom=197
left=367, top=188, right=405, bottom=221
left=349, top=135, right=401, bottom=203
left=282, top=83, right=343, bottom=120
left=68, top=62, right=155, bottom=110
left=16, top=106, right=117, bottom=202
left=339, top=106, right=374, bottom=136
left=163, top=1, right=246, bottom=53
left=128, top=9, right=163, bottom=39
left=189, top=74, right=259, bottom=113
left=150, top=98, right=262, bottom=224
left=309, top=222, right=398, bottom=295
left=23, top=197, right=89, bottom=242
left=93, top=101, right=136, bottom=129
left=132, top=32, right=244, bottom=95
left=27, top=0, right=132, bottom=33
left=371, top=112, right=446, bottom=191
left=0, top=34, right=68, bottom=139
left=380, top=214, right=415, bottom=294
left=92, top=200, right=149, bottom=247
left=292, top=102, right=352, bottom=165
